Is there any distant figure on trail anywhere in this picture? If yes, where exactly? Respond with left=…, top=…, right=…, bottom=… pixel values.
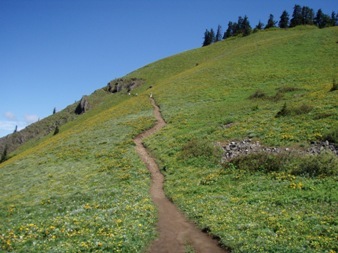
left=150, top=93, right=153, bottom=98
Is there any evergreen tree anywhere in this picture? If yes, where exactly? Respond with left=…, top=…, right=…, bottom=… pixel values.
left=290, top=4, right=303, bottom=27
left=265, top=14, right=277, bottom=29
left=210, top=28, right=216, bottom=43
left=301, top=6, right=314, bottom=25
left=331, top=11, right=338, bottom=26
left=53, top=107, right=56, bottom=114
left=215, top=25, right=222, bottom=42
left=255, top=21, right=264, bottom=30
left=279, top=10, right=290, bottom=28
left=202, top=29, right=212, bottom=46
left=223, top=21, right=233, bottom=39
left=13, top=125, right=17, bottom=133
left=237, top=16, right=244, bottom=35
left=231, top=22, right=239, bottom=36
left=314, top=9, right=331, bottom=28
left=242, top=15, right=252, bottom=36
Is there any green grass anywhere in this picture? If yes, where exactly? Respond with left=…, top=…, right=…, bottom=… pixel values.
left=0, top=95, right=158, bottom=252
left=137, top=26, right=338, bottom=252
left=1, top=26, right=338, bottom=252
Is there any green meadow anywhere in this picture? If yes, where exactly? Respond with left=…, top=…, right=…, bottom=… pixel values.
left=1, top=26, right=338, bottom=252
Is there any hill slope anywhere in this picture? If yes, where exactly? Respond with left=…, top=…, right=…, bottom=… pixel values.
left=1, top=26, right=337, bottom=252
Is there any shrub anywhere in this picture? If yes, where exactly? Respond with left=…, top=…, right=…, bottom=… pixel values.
left=53, top=126, right=60, bottom=136
left=293, top=151, right=338, bottom=177
left=249, top=90, right=267, bottom=99
left=180, top=138, right=221, bottom=165
left=322, top=127, right=338, bottom=143
left=224, top=152, right=293, bottom=173
left=329, top=79, right=338, bottom=92
left=275, top=103, right=313, bottom=117
left=223, top=151, right=338, bottom=178
left=275, top=103, right=289, bottom=117
left=293, top=103, right=313, bottom=115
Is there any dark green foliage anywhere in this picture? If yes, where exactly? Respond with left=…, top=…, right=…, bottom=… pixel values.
left=215, top=25, right=222, bottom=42
left=275, top=103, right=313, bottom=117
left=329, top=79, right=338, bottom=91
left=202, top=29, right=215, bottom=47
left=53, top=125, right=60, bottom=136
left=290, top=4, right=303, bottom=27
left=223, top=21, right=233, bottom=39
left=253, top=21, right=264, bottom=33
left=322, top=127, right=338, bottom=143
left=249, top=90, right=267, bottom=99
left=314, top=9, right=330, bottom=28
left=242, top=15, right=252, bottom=36
left=224, top=151, right=338, bottom=177
left=293, top=152, right=338, bottom=177
left=179, top=138, right=221, bottom=165
left=277, top=86, right=299, bottom=93
left=301, top=6, right=314, bottom=25
left=275, top=103, right=289, bottom=117
left=265, top=14, right=277, bottom=29
left=331, top=11, right=338, bottom=26
left=279, top=10, right=289, bottom=28
left=53, top=107, right=56, bottom=114
left=224, top=152, right=293, bottom=173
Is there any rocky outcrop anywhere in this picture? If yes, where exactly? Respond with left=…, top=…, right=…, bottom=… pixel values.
left=106, top=78, right=143, bottom=94
left=221, top=139, right=337, bottom=162
left=75, top=95, right=89, bottom=115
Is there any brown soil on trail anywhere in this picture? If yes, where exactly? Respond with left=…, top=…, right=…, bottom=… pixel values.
left=134, top=98, right=228, bottom=253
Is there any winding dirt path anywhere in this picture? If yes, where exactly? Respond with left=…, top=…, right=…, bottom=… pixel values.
left=134, top=98, right=228, bottom=253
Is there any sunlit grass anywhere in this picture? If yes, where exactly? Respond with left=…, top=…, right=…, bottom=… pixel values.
left=1, top=26, right=337, bottom=252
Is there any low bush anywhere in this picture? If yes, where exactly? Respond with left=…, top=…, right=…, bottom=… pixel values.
left=249, top=90, right=266, bottom=99
left=322, top=127, right=338, bottom=143
left=223, top=151, right=338, bottom=178
left=224, top=152, right=294, bottom=173
left=180, top=138, right=222, bottom=165
left=329, top=79, right=338, bottom=92
left=294, top=151, right=338, bottom=177
left=275, top=103, right=313, bottom=117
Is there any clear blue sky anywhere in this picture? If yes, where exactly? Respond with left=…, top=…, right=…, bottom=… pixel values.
left=0, top=0, right=336, bottom=137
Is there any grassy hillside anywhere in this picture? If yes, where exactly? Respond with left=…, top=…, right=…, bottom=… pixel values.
left=1, top=26, right=337, bottom=252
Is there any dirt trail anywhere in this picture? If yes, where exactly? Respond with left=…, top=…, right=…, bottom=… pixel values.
left=134, top=98, right=228, bottom=253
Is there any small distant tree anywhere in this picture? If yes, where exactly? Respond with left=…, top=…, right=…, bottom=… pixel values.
left=223, top=21, right=233, bottom=39
left=253, top=20, right=264, bottom=33
left=242, top=15, right=252, bottom=36
left=330, top=11, right=338, bottom=26
left=231, top=22, right=239, bottom=36
left=13, top=125, right=17, bottom=133
left=279, top=10, right=290, bottom=28
left=290, top=4, right=303, bottom=27
left=265, top=14, right=277, bottom=29
left=202, top=29, right=212, bottom=46
left=209, top=28, right=216, bottom=43
left=53, top=107, right=56, bottom=114
left=215, top=25, right=222, bottom=42
left=301, top=6, right=314, bottom=25
left=314, top=9, right=332, bottom=28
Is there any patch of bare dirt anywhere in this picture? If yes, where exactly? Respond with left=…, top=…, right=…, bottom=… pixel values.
left=134, top=98, right=228, bottom=253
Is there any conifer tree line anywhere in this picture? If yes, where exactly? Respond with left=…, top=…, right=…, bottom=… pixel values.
left=202, top=4, right=338, bottom=46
